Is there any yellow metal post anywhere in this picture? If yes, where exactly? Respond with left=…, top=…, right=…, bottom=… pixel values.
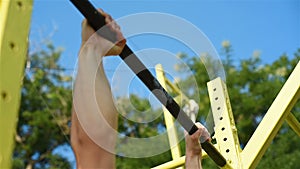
left=241, top=61, right=300, bottom=169
left=207, top=78, right=241, bottom=169
left=0, top=0, right=33, bottom=168
left=155, top=64, right=182, bottom=164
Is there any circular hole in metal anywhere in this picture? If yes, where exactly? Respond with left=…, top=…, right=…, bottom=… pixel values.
left=217, top=107, right=221, bottom=110
left=221, top=127, right=225, bottom=131
left=213, top=88, right=216, bottom=91
left=226, top=149, right=230, bottom=153
left=17, top=1, right=23, bottom=8
left=9, top=42, right=15, bottom=49
left=219, top=117, right=223, bottom=120
left=223, top=138, right=227, bottom=141
left=215, top=97, right=218, bottom=100
left=1, top=91, right=7, bottom=100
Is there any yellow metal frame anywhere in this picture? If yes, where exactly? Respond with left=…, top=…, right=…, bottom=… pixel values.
left=0, top=0, right=33, bottom=168
left=153, top=61, right=300, bottom=168
left=286, top=113, right=300, bottom=136
left=241, top=61, right=300, bottom=168
left=155, top=64, right=183, bottom=168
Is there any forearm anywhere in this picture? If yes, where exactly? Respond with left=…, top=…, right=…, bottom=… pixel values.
left=73, top=43, right=118, bottom=138
left=185, top=152, right=202, bottom=169
left=75, top=44, right=118, bottom=131
left=71, top=9, right=125, bottom=169
left=71, top=45, right=118, bottom=169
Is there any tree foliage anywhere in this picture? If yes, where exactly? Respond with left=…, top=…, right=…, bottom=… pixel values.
left=13, top=43, right=73, bottom=169
left=177, top=43, right=300, bottom=168
left=115, top=94, right=173, bottom=168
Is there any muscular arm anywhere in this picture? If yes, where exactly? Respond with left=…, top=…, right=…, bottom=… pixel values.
left=71, top=46, right=118, bottom=169
left=70, top=10, right=125, bottom=169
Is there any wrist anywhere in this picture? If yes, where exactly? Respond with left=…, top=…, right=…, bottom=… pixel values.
left=80, top=41, right=107, bottom=56
left=185, top=153, right=202, bottom=169
left=186, top=149, right=202, bottom=157
left=77, top=44, right=106, bottom=73
left=79, top=42, right=106, bottom=60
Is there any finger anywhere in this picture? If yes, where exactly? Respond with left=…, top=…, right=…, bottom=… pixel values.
left=97, top=9, right=123, bottom=43
left=184, top=130, right=188, bottom=136
left=97, top=8, right=114, bottom=25
left=97, top=8, right=104, bottom=15
left=195, top=122, right=210, bottom=138
left=195, top=122, right=204, bottom=128
left=195, top=122, right=211, bottom=143
left=192, top=123, right=205, bottom=137
left=108, top=21, right=116, bottom=31
left=110, top=22, right=126, bottom=46
left=81, top=19, right=88, bottom=28
left=96, top=8, right=126, bottom=52
left=105, top=14, right=113, bottom=24
left=115, top=23, right=120, bottom=30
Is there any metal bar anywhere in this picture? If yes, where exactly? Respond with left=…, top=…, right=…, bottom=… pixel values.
left=152, top=156, right=186, bottom=169
left=69, top=0, right=227, bottom=166
left=155, top=64, right=182, bottom=163
left=241, top=61, right=300, bottom=169
left=151, top=153, right=209, bottom=169
left=0, top=0, right=33, bottom=168
left=165, top=78, right=189, bottom=102
left=286, top=112, right=300, bottom=137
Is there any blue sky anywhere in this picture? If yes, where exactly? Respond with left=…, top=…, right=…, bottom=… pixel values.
left=30, top=0, right=299, bottom=69
left=29, top=0, right=299, bottom=166
left=30, top=0, right=300, bottom=102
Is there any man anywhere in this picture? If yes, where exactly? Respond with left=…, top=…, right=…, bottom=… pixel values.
left=71, top=9, right=209, bottom=169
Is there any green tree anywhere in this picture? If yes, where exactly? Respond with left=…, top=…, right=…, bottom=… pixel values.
left=13, top=43, right=73, bottom=169
left=116, top=94, right=173, bottom=168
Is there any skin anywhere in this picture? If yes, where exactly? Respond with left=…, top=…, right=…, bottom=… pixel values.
left=185, top=122, right=210, bottom=169
left=70, top=9, right=210, bottom=169
left=71, top=9, right=125, bottom=169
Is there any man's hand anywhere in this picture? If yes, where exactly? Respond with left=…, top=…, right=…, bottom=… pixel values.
left=185, top=122, right=210, bottom=169
left=186, top=122, right=210, bottom=156
left=81, top=9, right=126, bottom=56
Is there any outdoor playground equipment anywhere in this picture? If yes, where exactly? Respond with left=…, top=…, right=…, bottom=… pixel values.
left=0, top=0, right=299, bottom=168
left=152, top=64, right=300, bottom=169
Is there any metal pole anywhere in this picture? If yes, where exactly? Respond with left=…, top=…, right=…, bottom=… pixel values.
left=0, top=0, right=33, bottom=167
